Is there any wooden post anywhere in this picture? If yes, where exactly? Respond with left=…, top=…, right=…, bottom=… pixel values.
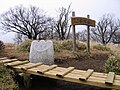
left=23, top=74, right=31, bottom=90
left=72, top=11, right=76, bottom=51
left=87, top=15, right=90, bottom=53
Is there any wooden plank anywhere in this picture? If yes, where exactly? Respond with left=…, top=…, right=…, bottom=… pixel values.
left=70, top=69, right=120, bottom=81
left=71, top=70, right=107, bottom=81
left=36, top=65, right=50, bottom=70
left=4, top=61, right=29, bottom=67
left=56, top=67, right=75, bottom=78
left=52, top=67, right=67, bottom=72
left=114, top=80, right=120, bottom=86
left=26, top=66, right=120, bottom=89
left=2, top=58, right=120, bottom=89
left=45, top=70, right=120, bottom=89
left=0, top=59, right=18, bottom=64
left=105, top=72, right=115, bottom=85
left=18, top=73, right=25, bottom=76
left=115, top=75, right=120, bottom=81
left=79, top=69, right=94, bottom=81
left=37, top=65, right=58, bottom=74
left=21, top=63, right=42, bottom=71
left=14, top=63, right=39, bottom=69
left=0, top=57, right=7, bottom=60
left=28, top=65, right=50, bottom=73
left=65, top=71, right=120, bottom=87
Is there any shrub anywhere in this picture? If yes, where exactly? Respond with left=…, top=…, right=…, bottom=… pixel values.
left=76, top=41, right=86, bottom=51
left=17, top=40, right=32, bottom=52
left=0, top=41, right=5, bottom=51
left=53, top=40, right=72, bottom=52
left=60, top=40, right=73, bottom=50
left=93, top=44, right=110, bottom=51
left=105, top=55, right=120, bottom=75
left=53, top=41, right=62, bottom=52
left=53, top=40, right=86, bottom=52
left=0, top=65, right=18, bottom=90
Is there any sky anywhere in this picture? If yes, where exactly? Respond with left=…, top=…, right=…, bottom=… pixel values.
left=0, top=0, right=120, bottom=43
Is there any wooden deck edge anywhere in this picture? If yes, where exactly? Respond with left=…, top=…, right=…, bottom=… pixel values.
left=1, top=58, right=120, bottom=90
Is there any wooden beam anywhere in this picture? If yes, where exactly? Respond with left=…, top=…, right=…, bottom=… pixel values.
left=105, top=72, right=115, bottom=85
left=29, top=67, right=120, bottom=89
left=56, top=67, right=75, bottom=78
left=0, top=59, right=18, bottom=64
left=18, top=73, right=25, bottom=76
left=4, top=61, right=29, bottom=67
left=72, top=11, right=76, bottom=51
left=37, top=65, right=57, bottom=74
left=79, top=69, right=94, bottom=81
left=86, top=15, right=90, bottom=53
left=21, top=63, right=42, bottom=71
left=0, top=57, right=7, bottom=60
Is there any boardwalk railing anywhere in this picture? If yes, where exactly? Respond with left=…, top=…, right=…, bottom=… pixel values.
left=0, top=57, right=120, bottom=90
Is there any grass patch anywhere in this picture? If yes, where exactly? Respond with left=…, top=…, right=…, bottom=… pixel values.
left=93, top=44, right=110, bottom=51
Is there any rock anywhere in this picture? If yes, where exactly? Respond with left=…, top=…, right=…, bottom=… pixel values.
left=29, top=40, right=54, bottom=65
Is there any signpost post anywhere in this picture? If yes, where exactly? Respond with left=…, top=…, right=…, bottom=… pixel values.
left=72, top=12, right=76, bottom=51
left=71, top=12, right=96, bottom=53
left=87, top=15, right=90, bottom=53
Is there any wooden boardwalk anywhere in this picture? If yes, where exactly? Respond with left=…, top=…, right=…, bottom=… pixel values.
left=0, top=57, right=120, bottom=90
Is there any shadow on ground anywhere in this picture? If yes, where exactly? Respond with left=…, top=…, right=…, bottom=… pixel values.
left=19, top=75, right=111, bottom=90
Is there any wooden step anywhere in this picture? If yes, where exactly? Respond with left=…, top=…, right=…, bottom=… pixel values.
left=0, top=59, right=18, bottom=64
left=21, top=63, right=42, bottom=71
left=4, top=61, right=29, bottom=67
left=79, top=69, right=94, bottom=81
left=56, top=67, right=75, bottom=78
left=0, top=57, right=7, bottom=60
left=105, top=72, right=115, bottom=85
left=37, top=65, right=58, bottom=74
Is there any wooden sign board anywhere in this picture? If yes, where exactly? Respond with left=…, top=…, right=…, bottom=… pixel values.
left=71, top=17, right=96, bottom=27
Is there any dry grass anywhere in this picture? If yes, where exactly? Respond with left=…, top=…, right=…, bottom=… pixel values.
left=1, top=40, right=116, bottom=61
left=1, top=43, right=29, bottom=60
left=4, top=43, right=16, bottom=49
left=1, top=40, right=119, bottom=61
left=107, top=44, right=120, bottom=56
left=87, top=41, right=120, bottom=56
left=3, top=49, right=29, bottom=60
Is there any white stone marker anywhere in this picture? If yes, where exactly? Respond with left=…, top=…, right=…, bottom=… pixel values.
left=29, top=40, right=54, bottom=65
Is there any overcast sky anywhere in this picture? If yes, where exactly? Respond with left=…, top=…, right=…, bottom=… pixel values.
left=0, top=0, right=120, bottom=43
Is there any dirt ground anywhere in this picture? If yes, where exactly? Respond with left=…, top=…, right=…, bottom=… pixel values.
left=55, top=51, right=110, bottom=72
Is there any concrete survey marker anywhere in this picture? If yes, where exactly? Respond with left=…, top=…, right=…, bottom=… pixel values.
left=29, top=40, right=54, bottom=65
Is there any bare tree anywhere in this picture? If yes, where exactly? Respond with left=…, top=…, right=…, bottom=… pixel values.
left=0, top=5, right=52, bottom=40
left=54, top=4, right=71, bottom=40
left=112, top=31, right=120, bottom=44
left=14, top=33, right=23, bottom=44
left=91, top=14, right=120, bottom=45
left=78, top=30, right=87, bottom=41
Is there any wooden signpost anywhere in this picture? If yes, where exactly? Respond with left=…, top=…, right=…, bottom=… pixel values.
left=71, top=12, right=96, bottom=53
left=71, top=17, right=95, bottom=27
